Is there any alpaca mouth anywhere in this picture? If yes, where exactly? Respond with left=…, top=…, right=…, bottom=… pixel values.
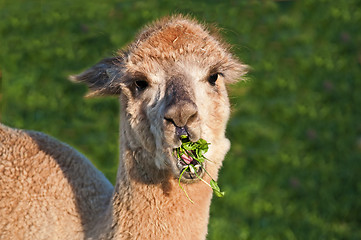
left=170, top=127, right=208, bottom=182
left=174, top=151, right=205, bottom=181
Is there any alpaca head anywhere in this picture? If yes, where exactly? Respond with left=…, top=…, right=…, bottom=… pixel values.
left=71, top=16, right=247, bottom=182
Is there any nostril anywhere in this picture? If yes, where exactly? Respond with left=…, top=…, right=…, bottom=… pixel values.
left=164, top=117, right=176, bottom=126
left=165, top=118, right=189, bottom=138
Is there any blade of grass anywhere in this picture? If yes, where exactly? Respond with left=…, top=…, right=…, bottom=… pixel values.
left=190, top=164, right=212, bottom=188
left=178, top=166, right=194, bottom=204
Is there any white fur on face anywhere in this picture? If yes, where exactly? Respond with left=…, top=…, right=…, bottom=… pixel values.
left=147, top=84, right=168, bottom=169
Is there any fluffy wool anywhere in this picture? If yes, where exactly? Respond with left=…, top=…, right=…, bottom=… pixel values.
left=0, top=124, right=113, bottom=239
left=0, top=15, right=247, bottom=239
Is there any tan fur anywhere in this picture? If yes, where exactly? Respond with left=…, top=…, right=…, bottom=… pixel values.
left=0, top=15, right=247, bottom=239
left=0, top=124, right=113, bottom=239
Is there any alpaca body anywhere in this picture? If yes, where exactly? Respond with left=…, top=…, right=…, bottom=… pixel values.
left=0, top=15, right=246, bottom=239
left=0, top=124, right=217, bottom=239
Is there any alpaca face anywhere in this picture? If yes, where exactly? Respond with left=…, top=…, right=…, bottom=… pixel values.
left=119, top=62, right=231, bottom=180
left=71, top=16, right=247, bottom=181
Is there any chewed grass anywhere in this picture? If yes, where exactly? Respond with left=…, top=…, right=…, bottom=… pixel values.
left=174, top=135, right=225, bottom=203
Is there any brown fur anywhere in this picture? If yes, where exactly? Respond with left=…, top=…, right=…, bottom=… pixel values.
left=0, top=15, right=247, bottom=239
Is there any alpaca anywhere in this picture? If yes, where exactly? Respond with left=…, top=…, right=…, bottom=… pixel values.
left=0, top=15, right=247, bottom=239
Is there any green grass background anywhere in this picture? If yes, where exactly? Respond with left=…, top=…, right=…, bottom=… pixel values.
left=1, top=0, right=360, bottom=239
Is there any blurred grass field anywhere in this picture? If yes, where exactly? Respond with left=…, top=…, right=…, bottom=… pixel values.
left=1, top=0, right=360, bottom=239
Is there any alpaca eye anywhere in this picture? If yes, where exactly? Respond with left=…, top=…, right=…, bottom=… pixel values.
left=134, top=80, right=149, bottom=91
left=208, top=73, right=218, bottom=86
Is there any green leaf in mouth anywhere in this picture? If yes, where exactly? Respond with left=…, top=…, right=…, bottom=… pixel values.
left=175, top=136, right=225, bottom=202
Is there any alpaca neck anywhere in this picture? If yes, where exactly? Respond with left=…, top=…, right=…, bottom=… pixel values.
left=105, top=146, right=214, bottom=240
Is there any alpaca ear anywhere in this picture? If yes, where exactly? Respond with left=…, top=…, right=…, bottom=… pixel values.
left=69, top=57, right=124, bottom=97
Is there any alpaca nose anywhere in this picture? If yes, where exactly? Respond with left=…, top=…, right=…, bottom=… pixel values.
left=164, top=100, right=198, bottom=128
